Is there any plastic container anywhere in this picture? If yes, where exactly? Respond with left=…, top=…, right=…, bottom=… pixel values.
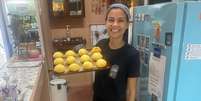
left=50, top=79, right=67, bottom=101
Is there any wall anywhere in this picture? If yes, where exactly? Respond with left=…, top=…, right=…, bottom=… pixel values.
left=35, top=0, right=107, bottom=91
left=47, top=0, right=107, bottom=90
left=50, top=0, right=106, bottom=49
left=36, top=0, right=53, bottom=67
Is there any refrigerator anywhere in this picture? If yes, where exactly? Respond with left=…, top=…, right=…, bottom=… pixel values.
left=132, top=1, right=201, bottom=101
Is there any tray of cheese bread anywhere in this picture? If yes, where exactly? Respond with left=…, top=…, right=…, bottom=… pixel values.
left=52, top=47, right=108, bottom=75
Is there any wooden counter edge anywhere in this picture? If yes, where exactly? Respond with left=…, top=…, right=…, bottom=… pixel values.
left=30, top=62, right=50, bottom=101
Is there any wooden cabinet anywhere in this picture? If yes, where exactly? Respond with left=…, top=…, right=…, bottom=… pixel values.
left=48, top=0, right=85, bottom=28
left=68, top=0, right=85, bottom=16
left=53, top=37, right=87, bottom=51
left=49, top=0, right=85, bottom=17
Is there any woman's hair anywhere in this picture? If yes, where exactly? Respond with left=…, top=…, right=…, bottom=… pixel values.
left=105, top=3, right=131, bottom=22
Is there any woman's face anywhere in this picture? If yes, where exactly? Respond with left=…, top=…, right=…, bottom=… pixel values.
left=105, top=8, right=129, bottom=40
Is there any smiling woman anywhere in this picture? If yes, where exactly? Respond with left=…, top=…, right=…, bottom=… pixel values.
left=93, top=3, right=140, bottom=101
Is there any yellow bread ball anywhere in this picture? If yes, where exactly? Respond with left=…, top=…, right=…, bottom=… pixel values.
left=54, top=58, right=64, bottom=65
left=65, top=50, right=76, bottom=57
left=91, top=52, right=103, bottom=61
left=80, top=55, right=91, bottom=63
left=54, top=64, right=65, bottom=73
left=96, top=59, right=107, bottom=68
left=68, top=63, right=80, bottom=72
left=91, top=47, right=102, bottom=53
left=78, top=48, right=88, bottom=56
left=66, top=56, right=76, bottom=64
left=53, top=51, right=64, bottom=58
left=83, top=61, right=93, bottom=70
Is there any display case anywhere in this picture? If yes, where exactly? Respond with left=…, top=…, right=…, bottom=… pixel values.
left=0, top=0, right=43, bottom=60
left=49, top=0, right=85, bottom=17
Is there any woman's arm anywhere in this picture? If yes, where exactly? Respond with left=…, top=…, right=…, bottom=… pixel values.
left=127, top=77, right=137, bottom=101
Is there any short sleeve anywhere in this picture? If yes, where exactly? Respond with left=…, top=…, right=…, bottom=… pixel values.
left=127, top=51, right=140, bottom=77
left=95, top=40, right=101, bottom=47
left=95, top=39, right=108, bottom=48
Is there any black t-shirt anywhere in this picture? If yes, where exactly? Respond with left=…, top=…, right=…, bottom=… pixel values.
left=93, top=39, right=140, bottom=101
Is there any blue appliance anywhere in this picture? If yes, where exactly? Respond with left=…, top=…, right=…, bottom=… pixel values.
left=132, top=1, right=201, bottom=101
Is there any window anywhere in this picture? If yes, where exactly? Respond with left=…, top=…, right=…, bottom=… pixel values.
left=0, top=0, right=42, bottom=61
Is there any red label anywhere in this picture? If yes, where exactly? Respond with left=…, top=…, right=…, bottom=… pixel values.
left=200, top=13, right=201, bottom=20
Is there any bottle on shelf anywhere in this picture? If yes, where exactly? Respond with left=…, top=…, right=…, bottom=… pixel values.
left=65, top=25, right=71, bottom=42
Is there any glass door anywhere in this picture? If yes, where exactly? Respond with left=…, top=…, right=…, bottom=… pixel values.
left=0, top=29, right=7, bottom=68
left=1, top=0, right=42, bottom=60
left=0, top=1, right=8, bottom=67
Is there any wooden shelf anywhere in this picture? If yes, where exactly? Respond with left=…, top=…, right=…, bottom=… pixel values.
left=48, top=0, right=85, bottom=28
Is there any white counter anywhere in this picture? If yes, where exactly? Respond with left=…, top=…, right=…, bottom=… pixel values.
left=0, top=60, right=42, bottom=101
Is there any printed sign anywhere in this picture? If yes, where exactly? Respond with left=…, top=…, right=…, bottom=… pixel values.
left=148, top=53, right=166, bottom=101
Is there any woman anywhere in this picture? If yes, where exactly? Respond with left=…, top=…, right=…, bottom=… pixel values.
left=93, top=3, right=140, bottom=101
